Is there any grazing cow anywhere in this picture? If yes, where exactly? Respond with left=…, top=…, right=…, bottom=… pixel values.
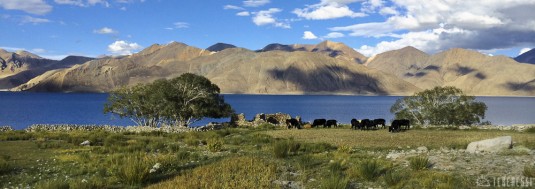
left=373, top=119, right=386, bottom=129
left=390, top=119, right=411, bottom=132
left=400, top=119, right=410, bottom=130
left=361, top=119, right=376, bottom=130
left=326, top=120, right=337, bottom=128
left=351, top=119, right=360, bottom=130
left=389, top=120, right=401, bottom=132
left=286, top=118, right=301, bottom=129
left=312, top=119, right=326, bottom=128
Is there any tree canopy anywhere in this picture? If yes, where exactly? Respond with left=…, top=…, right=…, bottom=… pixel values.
left=390, top=86, right=487, bottom=126
left=104, top=73, right=234, bottom=127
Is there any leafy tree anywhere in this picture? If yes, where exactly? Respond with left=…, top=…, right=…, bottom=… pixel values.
left=390, top=86, right=487, bottom=126
left=104, top=73, right=233, bottom=127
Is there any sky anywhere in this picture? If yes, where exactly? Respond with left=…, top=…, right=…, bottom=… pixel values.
left=1, top=0, right=535, bottom=60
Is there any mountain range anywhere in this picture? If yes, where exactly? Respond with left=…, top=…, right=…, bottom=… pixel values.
left=3, top=41, right=535, bottom=96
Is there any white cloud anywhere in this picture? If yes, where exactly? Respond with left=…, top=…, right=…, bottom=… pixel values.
left=243, top=0, right=269, bottom=7
left=54, top=0, right=84, bottom=6
left=302, top=31, right=318, bottom=40
left=293, top=0, right=365, bottom=20
left=224, top=5, right=243, bottom=10
left=93, top=27, right=118, bottom=34
left=0, top=0, right=52, bottom=15
left=107, top=40, right=142, bottom=55
left=335, top=0, right=535, bottom=56
left=31, top=48, right=46, bottom=53
left=252, top=8, right=290, bottom=28
left=236, top=11, right=250, bottom=16
left=519, top=48, right=532, bottom=55
left=293, top=3, right=366, bottom=20
left=173, top=22, right=189, bottom=29
left=324, top=32, right=344, bottom=39
left=20, top=15, right=50, bottom=25
left=87, top=0, right=109, bottom=7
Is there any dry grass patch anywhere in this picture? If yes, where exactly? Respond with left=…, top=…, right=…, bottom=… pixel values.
left=263, top=129, right=535, bottom=149
left=147, top=156, right=277, bottom=189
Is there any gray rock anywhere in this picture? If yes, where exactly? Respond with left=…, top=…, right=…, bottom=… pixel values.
left=417, top=146, right=428, bottom=152
left=466, top=136, right=512, bottom=153
left=80, top=140, right=90, bottom=146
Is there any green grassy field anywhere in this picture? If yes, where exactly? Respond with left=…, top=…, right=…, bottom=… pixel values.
left=0, top=127, right=533, bottom=189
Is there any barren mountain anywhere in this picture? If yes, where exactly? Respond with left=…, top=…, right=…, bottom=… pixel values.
left=14, top=42, right=418, bottom=95
left=367, top=47, right=535, bottom=96
left=259, top=41, right=367, bottom=64
left=0, top=49, right=93, bottom=89
left=206, top=43, right=237, bottom=52
left=515, top=48, right=535, bottom=64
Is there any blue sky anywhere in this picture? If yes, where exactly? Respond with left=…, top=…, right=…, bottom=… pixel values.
left=1, top=0, right=535, bottom=60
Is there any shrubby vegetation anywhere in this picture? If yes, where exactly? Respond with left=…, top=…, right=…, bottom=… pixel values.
left=104, top=73, right=233, bottom=127
left=391, top=86, right=487, bottom=126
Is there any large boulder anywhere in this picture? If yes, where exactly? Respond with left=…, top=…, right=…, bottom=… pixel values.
left=466, top=136, right=512, bottom=153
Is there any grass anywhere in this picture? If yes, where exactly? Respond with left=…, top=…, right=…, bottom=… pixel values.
left=409, top=155, right=431, bottom=170
left=264, top=129, right=535, bottom=149
left=0, top=127, right=532, bottom=188
left=524, top=165, right=535, bottom=177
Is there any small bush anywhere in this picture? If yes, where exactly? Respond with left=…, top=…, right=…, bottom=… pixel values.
left=359, top=160, right=383, bottom=181
left=207, top=139, right=224, bottom=152
left=409, top=156, right=431, bottom=171
left=0, top=158, right=10, bottom=174
left=301, top=142, right=336, bottom=153
left=320, top=175, right=349, bottom=189
left=112, top=154, right=152, bottom=186
left=104, top=133, right=127, bottom=147
left=384, top=168, right=408, bottom=187
left=288, top=140, right=301, bottom=154
left=35, top=180, right=70, bottom=189
left=524, top=165, right=535, bottom=177
left=328, top=161, right=345, bottom=177
left=273, top=140, right=289, bottom=158
left=525, top=127, right=535, bottom=133
left=176, top=151, right=190, bottom=161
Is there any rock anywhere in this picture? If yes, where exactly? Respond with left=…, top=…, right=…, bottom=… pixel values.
left=80, top=140, right=91, bottom=146
left=466, top=136, right=512, bottom=153
left=417, top=146, right=428, bottom=152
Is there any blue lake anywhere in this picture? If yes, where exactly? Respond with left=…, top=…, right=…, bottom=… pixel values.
left=0, top=92, right=534, bottom=130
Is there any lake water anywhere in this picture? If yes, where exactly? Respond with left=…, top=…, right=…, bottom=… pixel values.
left=0, top=92, right=534, bottom=130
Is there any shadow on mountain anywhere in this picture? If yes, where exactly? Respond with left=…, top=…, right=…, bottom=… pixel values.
left=414, top=72, right=428, bottom=77
left=267, top=65, right=388, bottom=94
left=423, top=65, right=441, bottom=71
left=456, top=66, right=476, bottom=75
left=475, top=72, right=487, bottom=80
left=505, top=81, right=535, bottom=92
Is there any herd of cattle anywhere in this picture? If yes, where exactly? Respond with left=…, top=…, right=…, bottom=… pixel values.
left=285, top=118, right=411, bottom=132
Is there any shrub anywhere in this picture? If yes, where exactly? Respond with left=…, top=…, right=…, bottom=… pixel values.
left=0, top=158, right=10, bottom=174
left=524, top=165, right=535, bottom=177
left=409, top=156, right=431, bottom=171
left=328, top=161, right=345, bottom=177
left=525, top=127, right=535, bottom=133
left=35, top=180, right=70, bottom=189
left=273, top=140, right=289, bottom=158
left=301, top=142, right=336, bottom=153
left=384, top=168, right=408, bottom=187
left=207, top=139, right=224, bottom=152
left=104, top=133, right=127, bottom=147
left=320, top=175, right=349, bottom=189
left=288, top=140, right=301, bottom=154
left=112, top=154, right=152, bottom=186
left=359, top=160, right=383, bottom=181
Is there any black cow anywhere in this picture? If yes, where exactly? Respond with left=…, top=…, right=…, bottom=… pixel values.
left=286, top=118, right=301, bottom=129
left=390, top=119, right=411, bottom=132
left=400, top=119, right=410, bottom=130
left=373, top=119, right=386, bottom=129
left=389, top=120, right=402, bottom=132
left=361, top=119, right=376, bottom=130
left=325, top=120, right=337, bottom=128
left=312, top=119, right=326, bottom=128
left=351, top=119, right=360, bottom=130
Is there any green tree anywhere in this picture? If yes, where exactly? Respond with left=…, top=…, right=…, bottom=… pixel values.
left=390, top=86, right=487, bottom=126
left=104, top=73, right=233, bottom=127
